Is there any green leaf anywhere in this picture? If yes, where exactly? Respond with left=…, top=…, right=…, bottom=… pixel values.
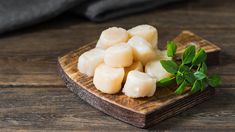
left=182, top=45, right=196, bottom=64
left=208, top=75, right=221, bottom=87
left=178, top=64, right=190, bottom=73
left=167, top=41, right=177, bottom=57
left=199, top=62, right=207, bottom=74
left=175, top=80, right=188, bottom=94
left=157, top=77, right=175, bottom=87
left=177, top=64, right=193, bottom=84
left=191, top=80, right=203, bottom=93
left=184, top=71, right=196, bottom=84
left=201, top=78, right=207, bottom=91
left=192, top=48, right=207, bottom=66
left=160, top=60, right=179, bottom=74
left=176, top=73, right=184, bottom=85
left=194, top=71, right=207, bottom=80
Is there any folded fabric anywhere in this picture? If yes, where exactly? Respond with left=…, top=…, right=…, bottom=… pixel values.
left=0, top=0, right=180, bottom=34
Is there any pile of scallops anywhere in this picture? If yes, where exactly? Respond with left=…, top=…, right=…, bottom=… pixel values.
left=78, top=25, right=172, bottom=98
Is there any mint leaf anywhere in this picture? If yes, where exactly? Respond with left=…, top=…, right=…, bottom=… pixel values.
left=176, top=73, right=184, bottom=85
left=201, top=78, right=207, bottom=91
left=194, top=71, right=207, bottom=80
left=182, top=45, right=196, bottom=64
left=167, top=41, right=177, bottom=57
left=175, top=80, right=188, bottom=94
left=178, top=64, right=190, bottom=73
left=176, top=64, right=191, bottom=85
left=191, top=80, right=203, bottom=93
left=208, top=75, right=221, bottom=87
left=157, top=77, right=175, bottom=87
left=184, top=71, right=196, bottom=84
left=156, top=41, right=221, bottom=95
left=192, top=48, right=207, bottom=66
left=199, top=62, right=207, bottom=74
left=160, top=60, right=179, bottom=74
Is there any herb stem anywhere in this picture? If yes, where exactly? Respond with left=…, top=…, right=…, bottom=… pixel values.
left=196, top=63, right=201, bottom=71
left=189, top=65, right=193, bottom=70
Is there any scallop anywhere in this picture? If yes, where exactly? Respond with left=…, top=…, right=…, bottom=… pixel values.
left=78, top=48, right=105, bottom=77
left=104, top=43, right=133, bottom=68
left=145, top=60, right=172, bottom=81
left=122, top=71, right=156, bottom=98
left=124, top=61, right=143, bottom=82
left=128, top=36, right=156, bottom=65
left=128, top=24, right=158, bottom=48
left=93, top=64, right=124, bottom=94
left=96, top=27, right=129, bottom=49
left=155, top=49, right=172, bottom=60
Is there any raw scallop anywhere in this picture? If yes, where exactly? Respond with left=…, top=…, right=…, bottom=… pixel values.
left=128, top=24, right=158, bottom=48
left=145, top=60, right=172, bottom=81
left=122, top=71, right=156, bottom=98
left=93, top=64, right=124, bottom=94
left=104, top=43, right=133, bottom=68
left=128, top=36, right=156, bottom=65
left=96, top=27, right=129, bottom=49
left=78, top=48, right=105, bottom=77
left=124, top=61, right=143, bottom=82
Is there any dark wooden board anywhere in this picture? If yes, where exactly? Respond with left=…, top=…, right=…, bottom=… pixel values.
left=57, top=31, right=220, bottom=128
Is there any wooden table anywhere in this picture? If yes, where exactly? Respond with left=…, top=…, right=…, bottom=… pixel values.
left=0, top=0, right=234, bottom=131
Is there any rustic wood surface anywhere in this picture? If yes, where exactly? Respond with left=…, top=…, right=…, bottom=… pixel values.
left=0, top=0, right=234, bottom=131
left=57, top=31, right=219, bottom=128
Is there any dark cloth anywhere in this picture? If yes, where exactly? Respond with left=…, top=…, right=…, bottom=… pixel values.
left=0, top=0, right=180, bottom=34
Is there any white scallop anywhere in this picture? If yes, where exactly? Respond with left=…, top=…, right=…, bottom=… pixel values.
left=104, top=43, right=133, bottom=68
left=122, top=71, right=156, bottom=98
left=124, top=61, right=143, bottom=82
left=78, top=48, right=105, bottom=77
left=128, top=24, right=158, bottom=48
left=127, top=36, right=156, bottom=65
left=96, top=27, right=129, bottom=49
left=145, top=60, right=172, bottom=81
left=93, top=64, right=124, bottom=94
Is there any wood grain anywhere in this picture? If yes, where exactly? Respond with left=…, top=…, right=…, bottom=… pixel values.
left=0, top=0, right=234, bottom=130
left=0, top=87, right=234, bottom=131
left=0, top=29, right=234, bottom=87
left=57, top=31, right=220, bottom=128
left=173, top=30, right=221, bottom=66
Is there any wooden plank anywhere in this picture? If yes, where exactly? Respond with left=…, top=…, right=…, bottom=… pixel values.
left=0, top=65, right=234, bottom=88
left=57, top=31, right=221, bottom=128
left=0, top=0, right=233, bottom=130
left=96, top=0, right=235, bottom=28
left=0, top=29, right=234, bottom=87
left=0, top=55, right=64, bottom=87
left=0, top=87, right=234, bottom=131
left=0, top=28, right=234, bottom=56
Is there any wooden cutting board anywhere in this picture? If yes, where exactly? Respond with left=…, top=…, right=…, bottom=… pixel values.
left=57, top=31, right=221, bottom=128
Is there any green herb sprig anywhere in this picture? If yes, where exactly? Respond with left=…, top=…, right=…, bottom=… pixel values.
left=157, top=41, right=221, bottom=94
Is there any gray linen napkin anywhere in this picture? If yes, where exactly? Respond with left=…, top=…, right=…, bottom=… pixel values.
left=0, top=0, right=180, bottom=34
